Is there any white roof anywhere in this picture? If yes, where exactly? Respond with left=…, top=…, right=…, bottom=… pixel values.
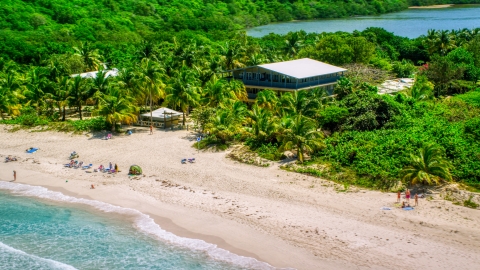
left=71, top=68, right=119, bottom=79
left=141, top=107, right=182, bottom=121
left=258, top=58, right=346, bottom=79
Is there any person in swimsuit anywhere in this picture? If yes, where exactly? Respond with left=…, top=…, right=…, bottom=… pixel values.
left=13, top=170, right=16, bottom=181
left=414, top=193, right=418, bottom=206
left=406, top=189, right=411, bottom=203
left=150, top=125, right=153, bottom=135
left=397, top=191, right=401, bottom=203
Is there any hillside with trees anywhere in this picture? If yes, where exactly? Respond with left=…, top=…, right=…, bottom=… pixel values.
left=1, top=1, right=480, bottom=190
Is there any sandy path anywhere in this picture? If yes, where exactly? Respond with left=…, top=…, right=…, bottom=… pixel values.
left=1, top=127, right=480, bottom=269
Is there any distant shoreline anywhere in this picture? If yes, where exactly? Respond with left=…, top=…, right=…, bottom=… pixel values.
left=409, top=4, right=453, bottom=9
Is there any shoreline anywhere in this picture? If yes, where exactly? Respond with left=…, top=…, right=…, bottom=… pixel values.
left=0, top=179, right=272, bottom=269
left=1, top=128, right=480, bottom=269
left=409, top=4, right=453, bottom=9
left=0, top=166, right=332, bottom=269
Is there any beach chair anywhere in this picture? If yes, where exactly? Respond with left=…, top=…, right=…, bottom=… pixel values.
left=188, top=158, right=195, bottom=163
left=181, top=159, right=187, bottom=164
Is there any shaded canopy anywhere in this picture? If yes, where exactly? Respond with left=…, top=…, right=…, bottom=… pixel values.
left=140, top=107, right=182, bottom=121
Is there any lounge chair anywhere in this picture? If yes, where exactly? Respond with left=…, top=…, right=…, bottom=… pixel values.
left=188, top=158, right=195, bottom=163
left=181, top=159, right=187, bottom=164
left=82, top=164, right=92, bottom=170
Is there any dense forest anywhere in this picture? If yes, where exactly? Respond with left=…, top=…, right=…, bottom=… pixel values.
left=1, top=0, right=480, bottom=190
left=2, top=0, right=480, bottom=63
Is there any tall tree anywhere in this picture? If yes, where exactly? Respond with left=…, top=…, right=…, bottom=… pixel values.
left=164, top=67, right=200, bottom=125
left=68, top=76, right=90, bottom=120
left=136, top=58, right=166, bottom=124
left=0, top=71, right=22, bottom=119
left=95, top=88, right=138, bottom=132
left=74, top=42, right=102, bottom=72
left=278, top=115, right=324, bottom=163
left=23, top=67, right=49, bottom=113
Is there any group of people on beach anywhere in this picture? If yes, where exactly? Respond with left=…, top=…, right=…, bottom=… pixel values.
left=397, top=189, right=420, bottom=208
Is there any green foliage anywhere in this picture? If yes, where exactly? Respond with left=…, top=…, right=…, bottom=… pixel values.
left=316, top=95, right=480, bottom=188
left=454, top=88, right=480, bottom=107
left=400, top=143, right=453, bottom=185
left=1, top=106, right=48, bottom=126
left=67, top=117, right=108, bottom=132
left=463, top=196, right=479, bottom=209
left=392, top=59, right=416, bottom=78
left=340, top=89, right=400, bottom=131
left=255, top=143, right=283, bottom=161
left=318, top=106, right=349, bottom=131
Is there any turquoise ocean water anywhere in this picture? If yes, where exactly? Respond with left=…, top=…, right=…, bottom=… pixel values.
left=0, top=182, right=273, bottom=270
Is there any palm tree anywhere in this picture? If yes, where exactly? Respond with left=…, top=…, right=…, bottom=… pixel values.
left=255, top=89, right=278, bottom=111
left=0, top=71, right=23, bottom=119
left=400, top=143, right=453, bottom=185
left=135, top=58, right=166, bottom=124
left=437, top=30, right=455, bottom=56
left=424, top=29, right=438, bottom=56
left=74, top=42, right=102, bottom=71
left=247, top=105, right=278, bottom=143
left=278, top=115, right=324, bottom=163
left=285, top=32, right=304, bottom=57
left=164, top=67, right=200, bottom=125
left=90, top=70, right=111, bottom=106
left=54, top=76, right=70, bottom=121
left=218, top=41, right=245, bottom=70
left=279, top=90, right=319, bottom=118
left=94, top=88, right=138, bottom=132
left=228, top=79, right=247, bottom=102
left=407, top=75, right=434, bottom=101
left=334, top=77, right=354, bottom=100
left=68, top=76, right=91, bottom=120
left=205, top=108, right=240, bottom=144
left=23, top=67, right=49, bottom=113
left=202, top=76, right=237, bottom=107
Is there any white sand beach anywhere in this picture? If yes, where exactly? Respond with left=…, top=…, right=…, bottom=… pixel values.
left=409, top=4, right=453, bottom=9
left=1, top=127, right=480, bottom=269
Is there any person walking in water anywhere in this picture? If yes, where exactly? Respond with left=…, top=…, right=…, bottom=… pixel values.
left=150, top=125, right=153, bottom=135
left=13, top=170, right=16, bottom=181
left=406, top=189, right=411, bottom=203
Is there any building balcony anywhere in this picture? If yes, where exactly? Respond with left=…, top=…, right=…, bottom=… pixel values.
left=239, top=77, right=339, bottom=90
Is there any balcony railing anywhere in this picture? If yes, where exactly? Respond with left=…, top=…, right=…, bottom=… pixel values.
left=238, top=77, right=339, bottom=89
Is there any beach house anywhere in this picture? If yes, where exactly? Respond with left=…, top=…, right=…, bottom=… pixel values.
left=221, top=58, right=347, bottom=101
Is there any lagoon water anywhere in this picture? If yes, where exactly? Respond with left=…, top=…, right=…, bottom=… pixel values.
left=247, top=5, right=480, bottom=38
left=0, top=182, right=269, bottom=270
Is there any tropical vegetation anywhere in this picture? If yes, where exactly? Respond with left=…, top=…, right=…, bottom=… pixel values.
left=1, top=1, right=480, bottom=190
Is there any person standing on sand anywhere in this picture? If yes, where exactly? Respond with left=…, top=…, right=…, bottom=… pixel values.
left=414, top=193, right=418, bottom=206
left=406, top=189, right=411, bottom=203
left=13, top=170, right=16, bottom=181
left=114, top=163, right=118, bottom=173
left=150, top=125, right=153, bottom=135
left=397, top=191, right=401, bottom=203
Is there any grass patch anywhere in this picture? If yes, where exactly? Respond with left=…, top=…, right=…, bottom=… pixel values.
left=463, top=196, right=479, bottom=209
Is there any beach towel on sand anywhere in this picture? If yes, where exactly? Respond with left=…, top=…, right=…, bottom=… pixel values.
left=381, top=207, right=392, bottom=210
left=26, top=148, right=39, bottom=154
left=403, top=207, right=414, bottom=211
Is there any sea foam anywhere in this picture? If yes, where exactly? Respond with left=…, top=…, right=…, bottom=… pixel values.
left=0, top=241, right=77, bottom=270
left=0, top=181, right=279, bottom=270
